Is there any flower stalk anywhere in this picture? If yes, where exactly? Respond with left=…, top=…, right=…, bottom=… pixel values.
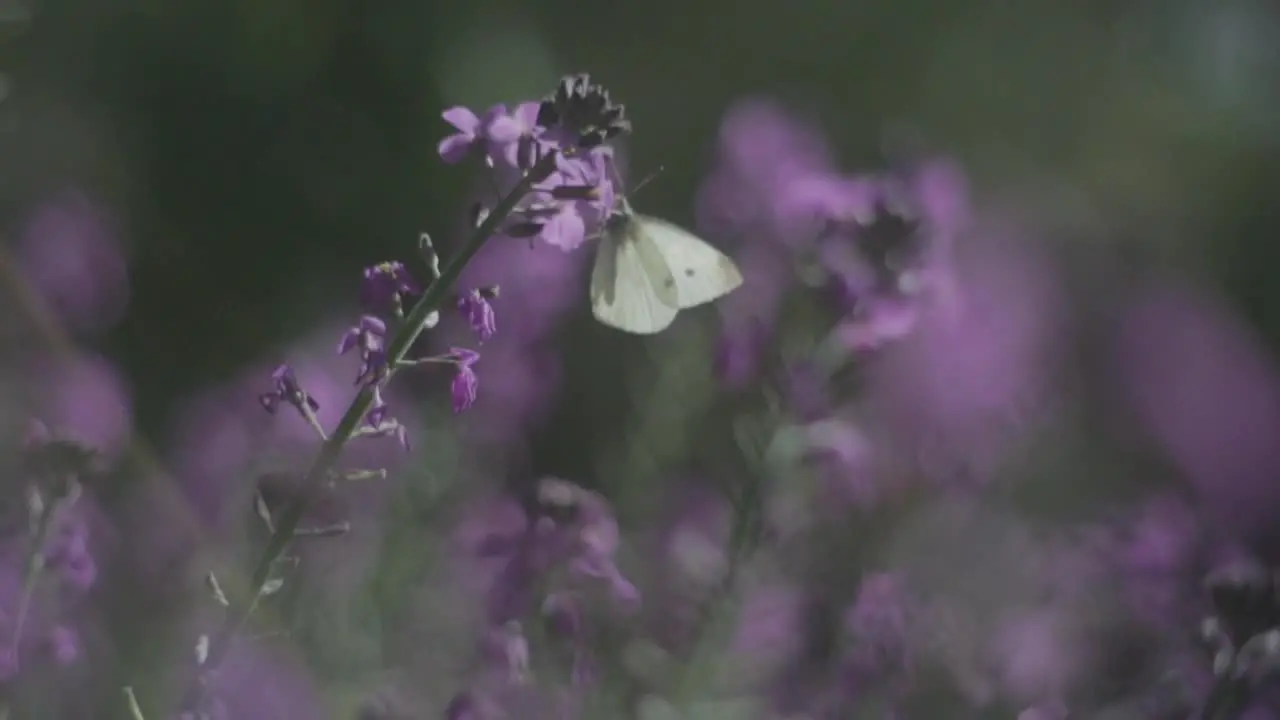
left=175, top=152, right=556, bottom=713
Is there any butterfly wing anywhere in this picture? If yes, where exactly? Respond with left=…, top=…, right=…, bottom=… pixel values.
left=590, top=217, right=680, bottom=334
left=636, top=215, right=743, bottom=309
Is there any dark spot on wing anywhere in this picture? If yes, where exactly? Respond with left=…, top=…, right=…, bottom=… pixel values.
left=663, top=277, right=676, bottom=288
left=684, top=268, right=696, bottom=277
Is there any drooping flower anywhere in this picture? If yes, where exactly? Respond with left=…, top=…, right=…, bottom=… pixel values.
left=457, top=288, right=498, bottom=342
left=337, top=314, right=389, bottom=385
left=438, top=105, right=508, bottom=164
left=357, top=386, right=409, bottom=451
left=258, top=364, right=320, bottom=416
left=450, top=348, right=481, bottom=413
left=360, top=261, right=420, bottom=314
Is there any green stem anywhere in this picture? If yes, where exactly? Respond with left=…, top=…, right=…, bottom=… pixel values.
left=175, top=155, right=552, bottom=712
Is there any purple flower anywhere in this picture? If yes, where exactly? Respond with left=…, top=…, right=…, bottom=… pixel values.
left=48, top=625, right=79, bottom=666
left=37, top=353, right=134, bottom=460
left=16, top=190, right=129, bottom=336
left=843, top=572, right=910, bottom=677
left=361, top=261, right=420, bottom=313
left=505, top=149, right=615, bottom=251
left=46, top=521, right=98, bottom=591
left=695, top=98, right=835, bottom=242
left=437, top=105, right=507, bottom=164
left=487, top=102, right=544, bottom=169
left=1114, top=275, right=1280, bottom=536
left=258, top=364, right=320, bottom=416
left=457, top=288, right=497, bottom=342
left=545, top=151, right=615, bottom=251
left=359, top=386, right=409, bottom=451
left=450, top=348, right=481, bottom=413
left=337, top=314, right=389, bottom=385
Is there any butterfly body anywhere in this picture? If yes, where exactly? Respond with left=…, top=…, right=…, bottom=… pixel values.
left=589, top=200, right=744, bottom=334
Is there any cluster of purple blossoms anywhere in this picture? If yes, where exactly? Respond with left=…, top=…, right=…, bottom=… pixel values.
left=447, top=478, right=638, bottom=719
left=171, top=74, right=637, bottom=720
left=260, top=74, right=633, bottom=435
left=438, top=74, right=629, bottom=252
left=702, top=100, right=969, bottom=393
left=0, top=421, right=100, bottom=685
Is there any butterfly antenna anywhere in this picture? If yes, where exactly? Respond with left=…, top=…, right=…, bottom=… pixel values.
left=627, top=165, right=665, bottom=199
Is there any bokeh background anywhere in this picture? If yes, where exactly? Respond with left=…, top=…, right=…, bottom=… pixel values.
left=1, top=0, right=1280, bottom=717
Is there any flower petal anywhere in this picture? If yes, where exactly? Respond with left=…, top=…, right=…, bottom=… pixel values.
left=438, top=133, right=475, bottom=164
left=487, top=114, right=524, bottom=144
left=514, top=101, right=541, bottom=129
left=540, top=207, right=586, bottom=251
left=441, top=106, right=481, bottom=133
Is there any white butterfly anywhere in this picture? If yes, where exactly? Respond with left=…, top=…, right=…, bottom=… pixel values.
left=590, top=199, right=744, bottom=334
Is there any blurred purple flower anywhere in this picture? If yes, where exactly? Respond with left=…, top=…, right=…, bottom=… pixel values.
left=815, top=164, right=969, bottom=351
left=438, top=105, right=508, bottom=165
left=15, top=190, right=129, bottom=335
left=44, top=516, right=97, bottom=591
left=337, top=314, right=389, bottom=386
left=658, top=487, right=731, bottom=587
left=801, top=417, right=879, bottom=508
left=732, top=585, right=804, bottom=661
left=361, top=261, right=420, bottom=314
left=458, top=479, right=636, bottom=625
left=697, top=100, right=836, bottom=384
left=169, top=382, right=270, bottom=529
left=695, top=98, right=835, bottom=243
left=1114, top=495, right=1202, bottom=618
left=447, top=480, right=636, bottom=717
left=257, top=364, right=319, bottom=416
left=36, top=352, right=133, bottom=460
left=863, top=232, right=1063, bottom=480
left=457, top=288, right=497, bottom=343
left=47, top=625, right=78, bottom=666
left=843, top=572, right=910, bottom=676
left=988, top=608, right=1075, bottom=706
left=450, top=348, right=480, bottom=414
left=1113, top=275, right=1280, bottom=537
left=172, top=329, right=417, bottom=528
left=193, top=640, right=326, bottom=720
left=713, top=241, right=792, bottom=388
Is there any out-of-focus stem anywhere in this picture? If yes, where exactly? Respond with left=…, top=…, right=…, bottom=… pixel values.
left=13, top=493, right=56, bottom=647
left=123, top=686, right=147, bottom=720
